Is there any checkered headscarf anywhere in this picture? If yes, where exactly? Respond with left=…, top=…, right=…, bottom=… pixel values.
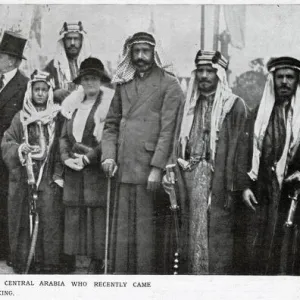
left=112, top=32, right=166, bottom=84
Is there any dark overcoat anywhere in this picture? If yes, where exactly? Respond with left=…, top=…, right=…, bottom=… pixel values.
left=0, top=70, right=28, bottom=260
left=102, top=66, right=184, bottom=183
left=236, top=107, right=300, bottom=275
left=60, top=93, right=108, bottom=207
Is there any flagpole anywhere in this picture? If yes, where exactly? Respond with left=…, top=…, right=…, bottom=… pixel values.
left=213, top=5, right=220, bottom=50
left=200, top=5, right=205, bottom=49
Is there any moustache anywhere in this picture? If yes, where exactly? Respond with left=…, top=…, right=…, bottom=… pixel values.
left=279, top=85, right=291, bottom=90
left=134, top=59, right=150, bottom=65
left=199, top=80, right=212, bottom=84
left=67, top=46, right=80, bottom=50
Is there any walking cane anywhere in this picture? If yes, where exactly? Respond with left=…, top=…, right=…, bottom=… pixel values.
left=104, top=177, right=111, bottom=274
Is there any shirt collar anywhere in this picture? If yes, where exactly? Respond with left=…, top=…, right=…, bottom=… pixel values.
left=3, top=68, right=18, bottom=85
left=135, top=65, right=154, bottom=80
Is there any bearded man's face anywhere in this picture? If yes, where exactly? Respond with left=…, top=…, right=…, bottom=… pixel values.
left=274, top=68, right=299, bottom=102
left=131, top=43, right=154, bottom=73
left=196, top=64, right=219, bottom=93
left=63, top=32, right=83, bottom=58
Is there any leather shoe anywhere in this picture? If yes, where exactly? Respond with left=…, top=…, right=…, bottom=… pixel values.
left=6, top=259, right=12, bottom=267
left=88, top=259, right=104, bottom=274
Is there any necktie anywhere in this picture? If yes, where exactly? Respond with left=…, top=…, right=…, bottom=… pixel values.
left=0, top=74, right=4, bottom=90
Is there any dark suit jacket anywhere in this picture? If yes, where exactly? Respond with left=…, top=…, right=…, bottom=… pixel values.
left=0, top=70, right=29, bottom=141
left=60, top=93, right=108, bottom=207
left=0, top=70, right=29, bottom=179
left=101, top=65, right=184, bottom=184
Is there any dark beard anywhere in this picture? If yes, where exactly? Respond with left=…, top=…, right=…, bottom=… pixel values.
left=275, top=94, right=293, bottom=105
left=275, top=89, right=294, bottom=104
left=65, top=47, right=81, bottom=59
left=133, top=60, right=153, bottom=73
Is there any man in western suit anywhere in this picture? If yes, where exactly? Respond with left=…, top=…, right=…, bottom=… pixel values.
left=102, top=32, right=184, bottom=274
left=0, top=31, right=29, bottom=263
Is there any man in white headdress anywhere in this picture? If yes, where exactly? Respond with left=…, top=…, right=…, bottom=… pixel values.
left=101, top=32, right=184, bottom=274
left=242, top=56, right=300, bottom=275
left=164, top=50, right=248, bottom=274
left=44, top=21, right=91, bottom=101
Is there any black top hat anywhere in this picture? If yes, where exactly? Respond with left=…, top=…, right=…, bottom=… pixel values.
left=0, top=31, right=27, bottom=60
left=73, top=57, right=111, bottom=84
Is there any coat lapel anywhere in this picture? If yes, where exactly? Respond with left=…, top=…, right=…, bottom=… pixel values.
left=81, top=92, right=102, bottom=143
left=68, top=111, right=77, bottom=145
left=127, top=67, right=161, bottom=116
left=0, top=70, right=24, bottom=110
left=124, top=79, right=138, bottom=109
left=69, top=92, right=102, bottom=144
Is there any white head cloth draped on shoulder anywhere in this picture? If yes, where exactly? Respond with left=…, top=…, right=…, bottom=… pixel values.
left=248, top=56, right=300, bottom=187
left=179, top=50, right=241, bottom=166
left=20, top=70, right=61, bottom=187
left=20, top=70, right=60, bottom=126
left=112, top=31, right=173, bottom=84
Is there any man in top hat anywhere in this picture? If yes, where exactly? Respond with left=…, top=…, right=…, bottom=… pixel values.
left=101, top=32, right=184, bottom=274
left=44, top=21, right=91, bottom=101
left=163, top=50, right=248, bottom=274
left=242, top=56, right=300, bottom=275
left=0, top=31, right=29, bottom=263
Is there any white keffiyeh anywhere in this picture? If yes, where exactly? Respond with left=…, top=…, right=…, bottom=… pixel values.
left=248, top=74, right=300, bottom=187
left=20, top=76, right=60, bottom=187
left=53, top=29, right=91, bottom=89
left=179, top=64, right=239, bottom=166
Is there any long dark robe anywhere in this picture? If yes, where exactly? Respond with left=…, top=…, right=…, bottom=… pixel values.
left=169, top=92, right=248, bottom=274
left=109, top=184, right=155, bottom=274
left=1, top=112, right=63, bottom=273
left=242, top=102, right=300, bottom=275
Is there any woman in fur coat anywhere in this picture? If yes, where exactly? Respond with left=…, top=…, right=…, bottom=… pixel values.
left=60, top=57, right=114, bottom=274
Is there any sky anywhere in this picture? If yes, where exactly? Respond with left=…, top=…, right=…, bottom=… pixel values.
left=1, top=4, right=300, bottom=84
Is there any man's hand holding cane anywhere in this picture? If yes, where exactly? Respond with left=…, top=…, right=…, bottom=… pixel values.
left=102, top=159, right=118, bottom=178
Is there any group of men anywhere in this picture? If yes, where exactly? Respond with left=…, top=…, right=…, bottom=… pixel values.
left=0, top=20, right=299, bottom=275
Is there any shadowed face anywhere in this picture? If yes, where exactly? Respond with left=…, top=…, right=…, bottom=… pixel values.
left=81, top=74, right=101, bottom=97
left=196, top=64, right=219, bottom=93
left=0, top=53, right=17, bottom=73
left=274, top=68, right=298, bottom=102
left=63, top=32, right=83, bottom=58
left=32, top=81, right=49, bottom=107
left=131, top=43, right=154, bottom=73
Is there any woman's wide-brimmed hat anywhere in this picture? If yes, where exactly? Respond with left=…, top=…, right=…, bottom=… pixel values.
left=0, top=31, right=27, bottom=60
left=73, top=57, right=111, bottom=84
